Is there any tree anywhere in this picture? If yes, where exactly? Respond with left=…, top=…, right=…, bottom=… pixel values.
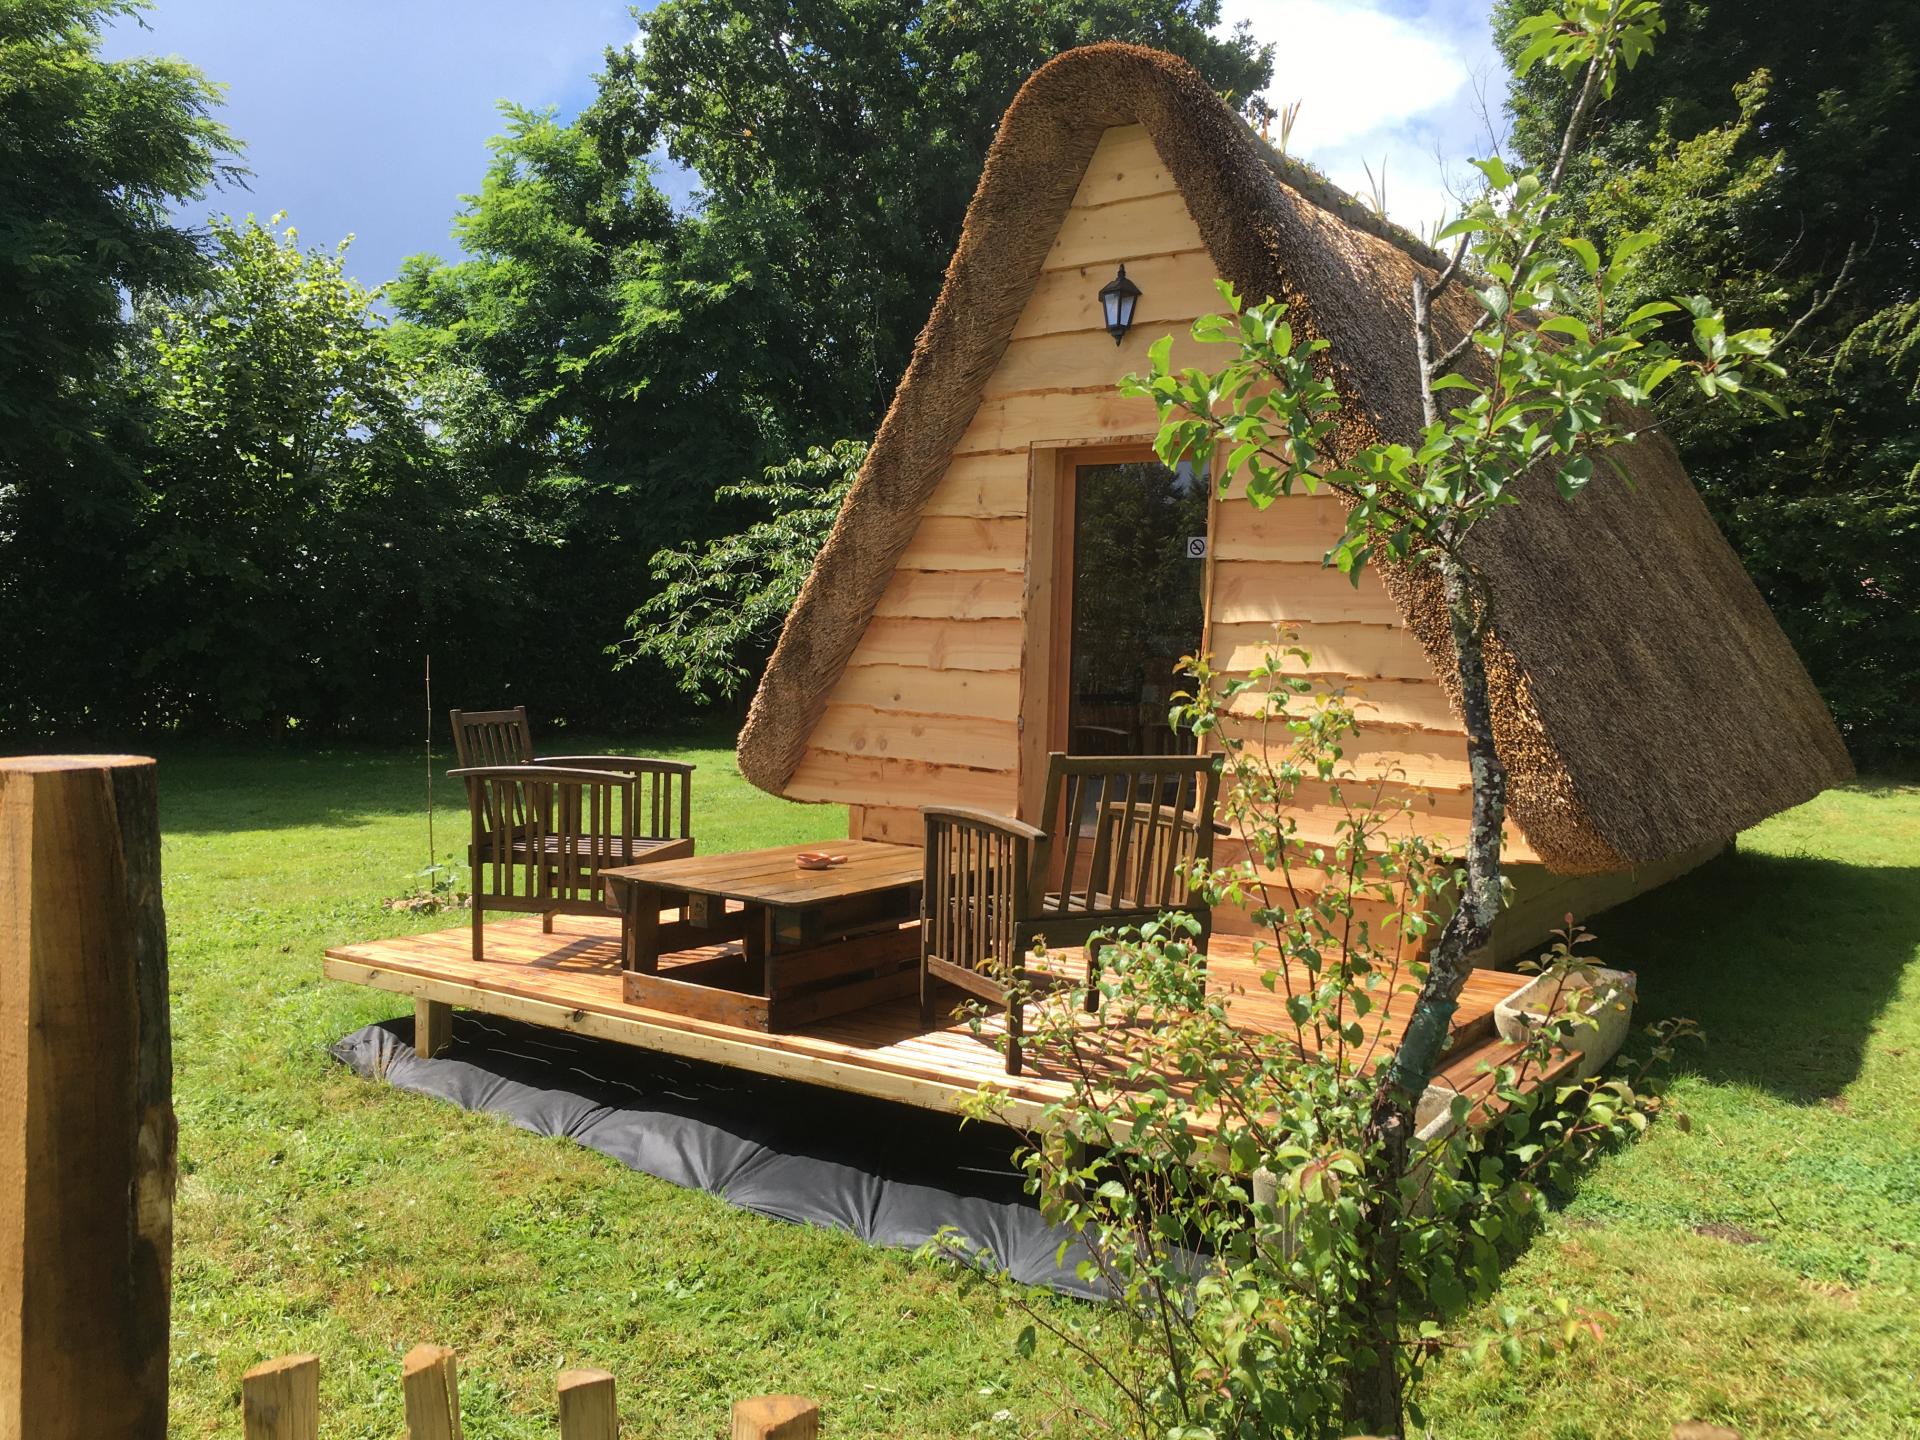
left=126, top=216, right=502, bottom=732
left=387, top=100, right=760, bottom=726
left=0, top=0, right=237, bottom=732
left=1497, top=0, right=1920, bottom=760
left=956, top=665, right=1686, bottom=1439
left=1124, top=2, right=1775, bottom=1427
left=623, top=440, right=866, bottom=705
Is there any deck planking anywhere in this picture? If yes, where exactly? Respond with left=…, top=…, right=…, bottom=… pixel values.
left=325, top=915, right=1533, bottom=1129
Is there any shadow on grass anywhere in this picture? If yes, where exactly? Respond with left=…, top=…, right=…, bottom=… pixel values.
left=1587, top=846, right=1917, bottom=1104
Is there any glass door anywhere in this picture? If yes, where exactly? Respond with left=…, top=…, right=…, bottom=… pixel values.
left=1063, top=457, right=1209, bottom=758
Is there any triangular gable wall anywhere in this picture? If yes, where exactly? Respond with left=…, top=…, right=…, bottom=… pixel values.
left=776, top=125, right=1534, bottom=863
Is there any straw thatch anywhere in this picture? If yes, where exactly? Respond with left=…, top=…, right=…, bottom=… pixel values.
left=735, top=43, right=1851, bottom=873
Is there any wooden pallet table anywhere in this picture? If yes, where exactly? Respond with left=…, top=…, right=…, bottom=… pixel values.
left=602, top=841, right=924, bottom=1032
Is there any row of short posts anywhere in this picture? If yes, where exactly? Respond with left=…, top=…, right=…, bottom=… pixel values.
left=243, top=1348, right=820, bottom=1439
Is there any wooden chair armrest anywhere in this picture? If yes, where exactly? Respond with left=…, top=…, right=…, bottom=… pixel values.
left=532, top=755, right=696, bottom=777
left=920, top=806, right=1047, bottom=843
left=449, top=765, right=634, bottom=786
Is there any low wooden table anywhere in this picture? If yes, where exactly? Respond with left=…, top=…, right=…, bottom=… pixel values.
left=602, top=841, right=923, bottom=1032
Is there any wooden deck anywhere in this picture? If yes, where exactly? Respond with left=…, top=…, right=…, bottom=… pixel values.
left=326, top=915, right=1539, bottom=1129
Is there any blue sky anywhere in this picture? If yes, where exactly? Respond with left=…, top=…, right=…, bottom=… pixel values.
left=105, top=0, right=1507, bottom=289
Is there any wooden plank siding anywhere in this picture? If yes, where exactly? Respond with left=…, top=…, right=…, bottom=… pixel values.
left=783, top=124, right=1537, bottom=886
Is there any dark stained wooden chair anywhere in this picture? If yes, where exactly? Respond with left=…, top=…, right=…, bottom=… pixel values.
left=449, top=707, right=694, bottom=959
left=920, top=752, right=1221, bottom=1074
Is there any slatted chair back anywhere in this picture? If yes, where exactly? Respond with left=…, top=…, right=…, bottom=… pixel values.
left=1036, top=753, right=1221, bottom=918
left=449, top=707, right=534, bottom=769
left=540, top=755, right=692, bottom=844
left=921, top=808, right=1042, bottom=983
left=454, top=765, right=636, bottom=960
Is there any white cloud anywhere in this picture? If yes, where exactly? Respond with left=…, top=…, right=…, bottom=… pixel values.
left=1219, top=0, right=1509, bottom=237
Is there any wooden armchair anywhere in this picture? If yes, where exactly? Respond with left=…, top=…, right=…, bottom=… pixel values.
left=448, top=707, right=695, bottom=960
left=920, top=752, right=1221, bottom=1074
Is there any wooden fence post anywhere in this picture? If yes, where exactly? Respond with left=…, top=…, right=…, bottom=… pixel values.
left=557, top=1368, right=619, bottom=1439
left=403, top=1343, right=465, bottom=1439
left=732, top=1395, right=821, bottom=1440
left=242, top=1354, right=320, bottom=1440
left=0, top=755, right=172, bottom=1439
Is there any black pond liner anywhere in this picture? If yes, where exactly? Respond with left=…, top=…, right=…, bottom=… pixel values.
left=330, top=1011, right=1102, bottom=1298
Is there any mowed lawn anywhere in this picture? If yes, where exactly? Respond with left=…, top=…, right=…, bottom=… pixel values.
left=151, top=740, right=1918, bottom=1437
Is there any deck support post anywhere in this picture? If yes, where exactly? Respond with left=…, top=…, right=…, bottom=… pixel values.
left=415, top=997, right=454, bottom=1058
left=0, top=755, right=173, bottom=1439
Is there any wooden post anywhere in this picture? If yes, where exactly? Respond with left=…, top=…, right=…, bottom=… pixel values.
left=0, top=755, right=172, bottom=1440
left=241, top=1354, right=320, bottom=1440
left=557, top=1368, right=619, bottom=1439
left=402, top=1343, right=464, bottom=1439
left=415, top=997, right=453, bottom=1058
left=732, top=1395, right=821, bottom=1440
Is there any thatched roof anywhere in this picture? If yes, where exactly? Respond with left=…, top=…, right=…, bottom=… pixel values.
left=736, top=43, right=1852, bottom=873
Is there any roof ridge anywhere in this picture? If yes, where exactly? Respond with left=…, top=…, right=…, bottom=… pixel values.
left=1239, top=118, right=1457, bottom=274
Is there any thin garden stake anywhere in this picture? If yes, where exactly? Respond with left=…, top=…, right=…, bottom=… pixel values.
left=425, top=652, right=435, bottom=877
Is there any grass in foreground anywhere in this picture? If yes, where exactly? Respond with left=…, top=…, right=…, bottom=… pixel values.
left=151, top=741, right=1917, bottom=1436
left=1426, top=783, right=1920, bottom=1438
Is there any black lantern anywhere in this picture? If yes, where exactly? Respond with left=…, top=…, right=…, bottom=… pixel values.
left=1099, top=263, right=1141, bottom=345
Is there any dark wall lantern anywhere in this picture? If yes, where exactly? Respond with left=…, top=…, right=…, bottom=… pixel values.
left=1099, top=263, right=1141, bottom=345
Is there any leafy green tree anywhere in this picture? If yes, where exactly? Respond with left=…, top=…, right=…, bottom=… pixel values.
left=127, top=216, right=502, bottom=732
left=1497, top=0, right=1920, bottom=760
left=623, top=439, right=866, bottom=705
left=954, top=661, right=1690, bottom=1439
left=0, top=0, right=237, bottom=731
left=388, top=99, right=783, bottom=724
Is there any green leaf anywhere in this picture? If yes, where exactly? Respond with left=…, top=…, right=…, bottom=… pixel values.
left=1561, top=237, right=1601, bottom=278
left=1611, top=230, right=1658, bottom=269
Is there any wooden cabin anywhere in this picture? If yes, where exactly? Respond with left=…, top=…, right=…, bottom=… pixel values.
left=735, top=44, right=1852, bottom=960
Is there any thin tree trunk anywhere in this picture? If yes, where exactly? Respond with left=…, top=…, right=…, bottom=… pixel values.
left=1344, top=548, right=1510, bottom=1436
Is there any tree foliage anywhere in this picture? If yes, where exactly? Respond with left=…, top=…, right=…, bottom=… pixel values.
left=623, top=439, right=866, bottom=705
left=622, top=0, right=1271, bottom=423
left=0, top=0, right=238, bottom=732
left=1497, top=0, right=1920, bottom=761
left=122, top=216, right=509, bottom=731
left=3, top=0, right=1270, bottom=737
left=384, top=0, right=1272, bottom=728
left=947, top=650, right=1692, bottom=1438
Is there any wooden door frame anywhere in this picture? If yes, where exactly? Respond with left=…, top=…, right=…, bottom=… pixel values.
left=1016, top=438, right=1215, bottom=823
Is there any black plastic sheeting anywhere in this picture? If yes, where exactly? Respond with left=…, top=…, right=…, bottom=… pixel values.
left=330, top=1012, right=1100, bottom=1298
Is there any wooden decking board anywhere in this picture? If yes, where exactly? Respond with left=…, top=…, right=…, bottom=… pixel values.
left=325, top=916, right=1549, bottom=1130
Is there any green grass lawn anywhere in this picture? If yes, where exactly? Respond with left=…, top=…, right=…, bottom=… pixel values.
left=151, top=739, right=1917, bottom=1437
